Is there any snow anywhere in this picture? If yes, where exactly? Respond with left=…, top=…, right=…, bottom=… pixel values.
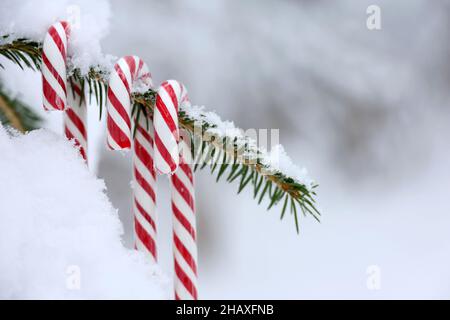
left=263, top=145, right=314, bottom=188
left=0, top=124, right=170, bottom=299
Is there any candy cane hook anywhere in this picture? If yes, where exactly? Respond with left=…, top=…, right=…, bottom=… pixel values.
left=153, top=80, right=181, bottom=175
left=42, top=21, right=70, bottom=111
left=106, top=56, right=151, bottom=150
left=42, top=21, right=88, bottom=161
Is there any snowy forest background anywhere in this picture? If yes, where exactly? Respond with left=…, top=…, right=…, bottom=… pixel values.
left=1, top=0, right=450, bottom=299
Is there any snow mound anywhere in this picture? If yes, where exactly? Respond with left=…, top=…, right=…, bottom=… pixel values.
left=0, top=125, right=169, bottom=299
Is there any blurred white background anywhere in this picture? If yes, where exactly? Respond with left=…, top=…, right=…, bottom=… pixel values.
left=94, top=0, right=450, bottom=299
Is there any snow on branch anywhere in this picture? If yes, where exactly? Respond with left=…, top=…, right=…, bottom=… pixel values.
left=0, top=33, right=320, bottom=232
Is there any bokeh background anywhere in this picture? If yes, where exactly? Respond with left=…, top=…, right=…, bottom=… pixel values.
left=4, top=0, right=450, bottom=298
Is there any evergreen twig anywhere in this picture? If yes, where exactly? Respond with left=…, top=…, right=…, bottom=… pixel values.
left=0, top=36, right=320, bottom=233
left=0, top=36, right=42, bottom=71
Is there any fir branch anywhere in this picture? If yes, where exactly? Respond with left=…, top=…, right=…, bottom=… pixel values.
left=0, top=36, right=320, bottom=232
left=0, top=36, right=42, bottom=71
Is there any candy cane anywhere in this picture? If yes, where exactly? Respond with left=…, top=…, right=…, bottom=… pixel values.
left=106, top=56, right=157, bottom=261
left=42, top=21, right=88, bottom=161
left=42, top=21, right=70, bottom=111
left=64, top=78, right=88, bottom=161
left=171, top=135, right=198, bottom=300
left=154, top=81, right=198, bottom=299
left=106, top=56, right=151, bottom=150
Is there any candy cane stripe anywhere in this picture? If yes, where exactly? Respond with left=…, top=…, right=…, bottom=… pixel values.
left=42, top=21, right=69, bottom=111
left=134, top=199, right=156, bottom=231
left=173, top=211, right=197, bottom=254
left=134, top=206, right=157, bottom=263
left=133, top=114, right=157, bottom=263
left=154, top=80, right=182, bottom=175
left=135, top=233, right=154, bottom=258
left=134, top=168, right=156, bottom=203
left=134, top=156, right=154, bottom=187
left=174, top=241, right=197, bottom=285
left=125, top=56, right=136, bottom=77
left=172, top=175, right=194, bottom=211
left=154, top=80, right=198, bottom=299
left=134, top=138, right=153, bottom=166
left=154, top=131, right=177, bottom=172
left=64, top=116, right=86, bottom=154
left=135, top=136, right=154, bottom=165
left=45, top=20, right=88, bottom=162
left=180, top=162, right=194, bottom=184
left=134, top=217, right=157, bottom=258
left=65, top=108, right=87, bottom=140
left=46, top=25, right=67, bottom=77
left=49, top=24, right=67, bottom=58
left=42, top=93, right=52, bottom=111
left=64, top=127, right=87, bottom=160
left=136, top=139, right=154, bottom=175
left=156, top=86, right=178, bottom=133
left=172, top=202, right=196, bottom=240
left=42, top=76, right=65, bottom=110
left=114, top=64, right=131, bottom=94
left=41, top=66, right=65, bottom=107
left=64, top=78, right=87, bottom=161
left=137, top=126, right=153, bottom=144
left=173, top=233, right=197, bottom=274
left=42, top=52, right=66, bottom=95
left=107, top=88, right=131, bottom=129
left=106, top=104, right=131, bottom=147
left=172, top=195, right=196, bottom=230
left=134, top=201, right=156, bottom=239
left=106, top=115, right=128, bottom=149
left=134, top=187, right=155, bottom=218
left=107, top=57, right=155, bottom=263
left=47, top=29, right=66, bottom=67
left=175, top=163, right=194, bottom=191
left=107, top=55, right=151, bottom=151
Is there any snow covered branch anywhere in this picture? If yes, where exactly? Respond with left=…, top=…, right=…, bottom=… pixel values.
left=0, top=35, right=320, bottom=232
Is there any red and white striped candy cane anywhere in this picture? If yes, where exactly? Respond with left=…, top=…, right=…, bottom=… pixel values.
left=106, top=56, right=157, bottom=261
left=106, top=56, right=151, bottom=150
left=42, top=21, right=70, bottom=111
left=42, top=21, right=88, bottom=161
left=133, top=114, right=158, bottom=262
left=171, top=134, right=198, bottom=300
left=154, top=81, right=198, bottom=299
left=64, top=79, right=88, bottom=161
